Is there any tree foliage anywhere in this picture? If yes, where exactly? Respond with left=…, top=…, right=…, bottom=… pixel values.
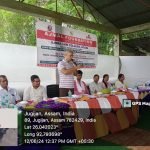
left=0, top=0, right=149, bottom=55
left=122, top=30, right=150, bottom=40
left=0, top=9, right=36, bottom=45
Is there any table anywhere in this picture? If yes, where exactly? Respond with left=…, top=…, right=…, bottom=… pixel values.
left=19, top=91, right=140, bottom=144
left=137, top=89, right=150, bottom=99
left=62, top=91, right=140, bottom=141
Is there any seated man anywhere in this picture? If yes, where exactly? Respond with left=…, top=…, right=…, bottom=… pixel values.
left=115, top=73, right=127, bottom=90
left=23, top=75, right=47, bottom=102
left=89, top=74, right=102, bottom=94
left=74, top=70, right=89, bottom=95
left=0, top=75, right=20, bottom=107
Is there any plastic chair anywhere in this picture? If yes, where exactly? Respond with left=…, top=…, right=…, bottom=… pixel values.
left=47, top=84, right=59, bottom=98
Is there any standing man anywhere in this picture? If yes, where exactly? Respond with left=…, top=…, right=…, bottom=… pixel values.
left=57, top=49, right=81, bottom=97
left=0, top=75, right=21, bottom=107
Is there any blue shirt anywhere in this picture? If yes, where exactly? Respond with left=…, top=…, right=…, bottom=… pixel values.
left=0, top=87, right=20, bottom=107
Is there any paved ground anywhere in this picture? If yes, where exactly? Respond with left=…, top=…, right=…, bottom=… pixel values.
left=102, top=127, right=150, bottom=146
left=127, top=146, right=150, bottom=150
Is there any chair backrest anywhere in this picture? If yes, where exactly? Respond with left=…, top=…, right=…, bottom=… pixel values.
left=47, top=84, right=59, bottom=98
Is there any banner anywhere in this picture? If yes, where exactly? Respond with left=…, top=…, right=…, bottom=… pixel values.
left=36, top=21, right=98, bottom=68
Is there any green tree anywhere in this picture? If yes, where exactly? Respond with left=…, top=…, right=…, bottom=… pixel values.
left=122, top=30, right=150, bottom=40
left=0, top=9, right=36, bottom=45
left=0, top=0, right=115, bottom=55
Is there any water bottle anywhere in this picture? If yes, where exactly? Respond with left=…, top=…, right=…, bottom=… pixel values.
left=68, top=90, right=72, bottom=97
left=110, top=86, right=114, bottom=91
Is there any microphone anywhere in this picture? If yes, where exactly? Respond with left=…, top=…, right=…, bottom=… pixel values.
left=72, top=59, right=77, bottom=66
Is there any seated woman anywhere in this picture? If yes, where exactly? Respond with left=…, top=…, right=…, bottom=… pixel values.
left=74, top=70, right=89, bottom=95
left=115, top=73, right=127, bottom=90
left=101, top=74, right=111, bottom=89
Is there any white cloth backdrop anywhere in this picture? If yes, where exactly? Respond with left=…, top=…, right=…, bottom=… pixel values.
left=0, top=43, right=56, bottom=97
left=82, top=55, right=119, bottom=84
left=120, top=56, right=150, bottom=88
left=1, top=43, right=149, bottom=94
left=0, top=43, right=119, bottom=96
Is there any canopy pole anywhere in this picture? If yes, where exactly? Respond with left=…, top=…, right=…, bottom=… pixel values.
left=114, top=34, right=122, bottom=56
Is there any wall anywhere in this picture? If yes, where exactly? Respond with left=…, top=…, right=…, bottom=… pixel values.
left=82, top=55, right=119, bottom=84
left=120, top=56, right=150, bottom=87
left=0, top=43, right=119, bottom=96
left=0, top=43, right=56, bottom=96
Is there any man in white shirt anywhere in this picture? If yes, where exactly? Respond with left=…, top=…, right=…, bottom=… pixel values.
left=0, top=75, right=20, bottom=107
left=89, top=74, right=102, bottom=94
left=23, top=75, right=47, bottom=102
left=115, top=73, right=127, bottom=89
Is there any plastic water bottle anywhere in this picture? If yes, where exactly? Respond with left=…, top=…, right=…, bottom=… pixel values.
left=110, top=86, right=114, bottom=91
left=68, top=90, right=72, bottom=97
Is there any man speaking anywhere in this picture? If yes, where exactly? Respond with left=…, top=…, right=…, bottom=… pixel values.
left=57, top=49, right=81, bottom=97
